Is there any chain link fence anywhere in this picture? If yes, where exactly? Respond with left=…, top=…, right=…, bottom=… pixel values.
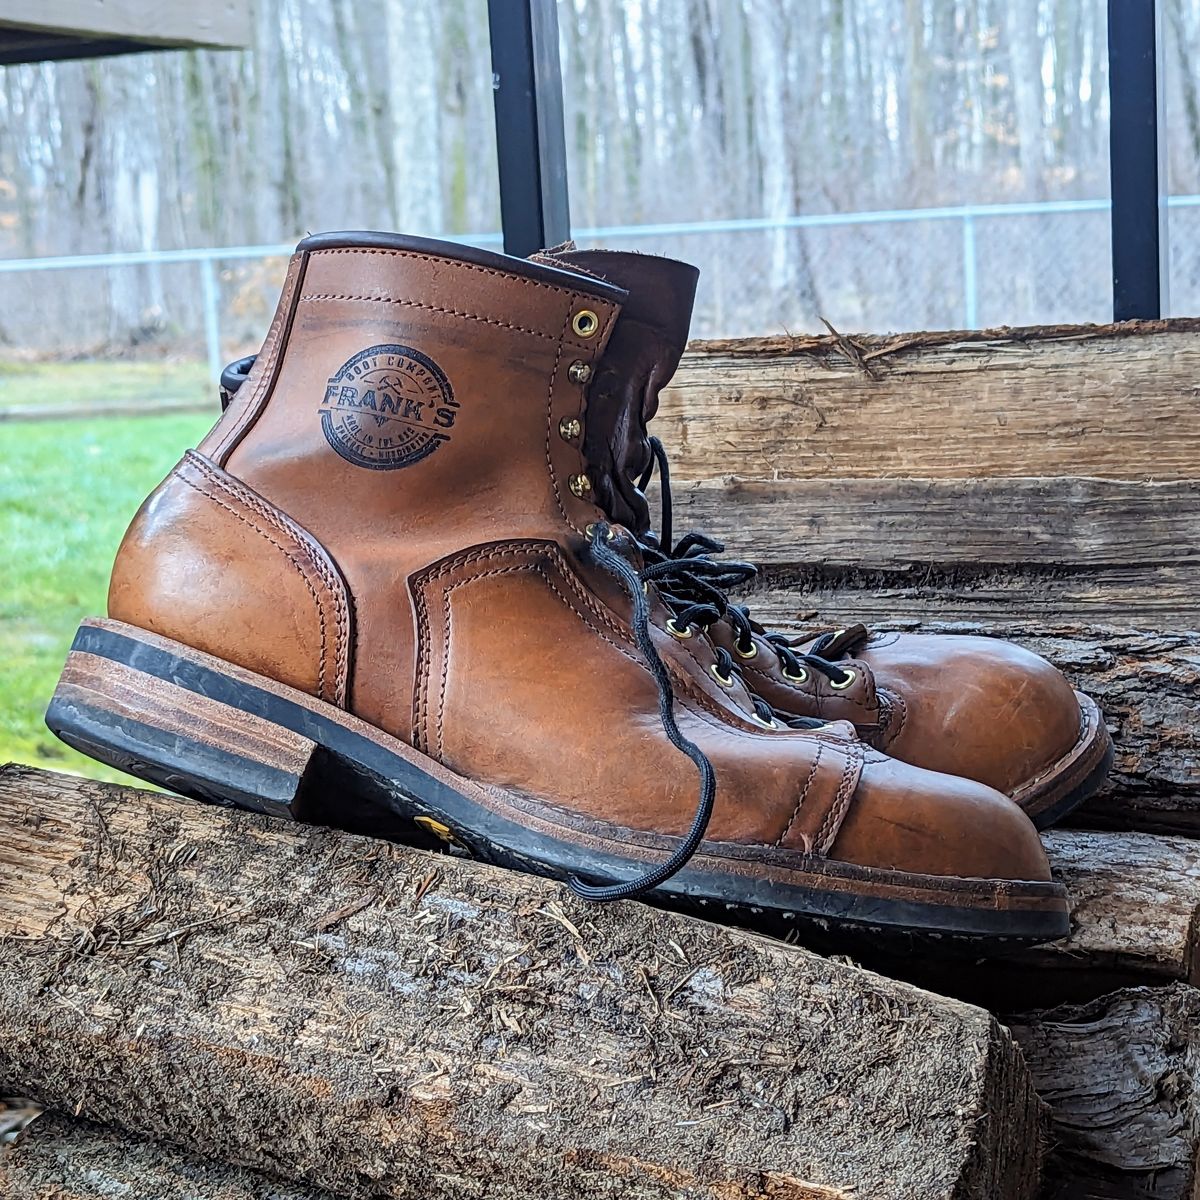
left=0, top=199, right=1197, bottom=404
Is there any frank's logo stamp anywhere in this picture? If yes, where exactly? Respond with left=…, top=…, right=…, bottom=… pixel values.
left=320, top=345, right=458, bottom=470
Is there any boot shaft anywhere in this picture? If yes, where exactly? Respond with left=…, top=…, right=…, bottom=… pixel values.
left=204, top=233, right=629, bottom=561
left=108, top=234, right=762, bottom=742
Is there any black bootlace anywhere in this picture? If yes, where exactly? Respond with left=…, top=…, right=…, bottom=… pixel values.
left=571, top=522, right=717, bottom=902
left=636, top=437, right=861, bottom=706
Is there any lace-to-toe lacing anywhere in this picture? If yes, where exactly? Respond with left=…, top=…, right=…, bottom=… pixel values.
left=637, top=436, right=864, bottom=724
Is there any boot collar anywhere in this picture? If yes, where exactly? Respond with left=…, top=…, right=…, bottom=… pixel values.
left=530, top=246, right=698, bottom=536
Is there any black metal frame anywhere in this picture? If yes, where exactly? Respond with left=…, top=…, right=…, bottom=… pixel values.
left=1108, top=0, right=1169, bottom=320
left=487, top=0, right=570, bottom=258
left=488, top=0, right=1169, bottom=320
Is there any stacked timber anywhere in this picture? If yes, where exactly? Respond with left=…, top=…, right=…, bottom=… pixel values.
left=3, top=319, right=1199, bottom=1199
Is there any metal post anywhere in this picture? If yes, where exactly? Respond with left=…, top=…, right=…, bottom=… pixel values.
left=487, top=0, right=571, bottom=257
left=1107, top=0, right=1169, bottom=320
left=961, top=212, right=978, bottom=329
left=199, top=257, right=223, bottom=385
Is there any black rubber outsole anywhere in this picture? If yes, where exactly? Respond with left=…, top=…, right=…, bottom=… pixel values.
left=45, top=622, right=1071, bottom=952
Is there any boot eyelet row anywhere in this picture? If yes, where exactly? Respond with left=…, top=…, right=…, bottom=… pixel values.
left=829, top=668, right=857, bottom=691
left=665, top=617, right=693, bottom=639
left=559, top=416, right=582, bottom=441
left=568, top=360, right=593, bottom=384
left=710, top=664, right=735, bottom=688
left=782, top=665, right=808, bottom=684
left=572, top=309, right=600, bottom=337
left=735, top=641, right=758, bottom=660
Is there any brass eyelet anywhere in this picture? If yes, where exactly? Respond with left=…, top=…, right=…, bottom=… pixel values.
left=750, top=713, right=779, bottom=730
left=568, top=473, right=592, bottom=498
left=568, top=360, right=592, bottom=384
left=734, top=641, right=758, bottom=661
left=572, top=309, right=599, bottom=338
left=782, top=665, right=809, bottom=684
left=709, top=664, right=735, bottom=688
left=585, top=522, right=616, bottom=542
left=558, top=416, right=582, bottom=441
left=829, top=667, right=857, bottom=691
left=665, top=617, right=693, bottom=640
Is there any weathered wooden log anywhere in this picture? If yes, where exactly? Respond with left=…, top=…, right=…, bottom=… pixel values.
left=730, top=569, right=1200, bottom=632
left=1011, top=985, right=1200, bottom=1200
left=654, top=322, right=1200, bottom=628
left=0, top=765, right=1044, bottom=1200
left=881, top=830, right=1200, bottom=1011
left=665, top=323, right=1200, bottom=484
left=0, top=1113, right=341, bottom=1200
left=660, top=477, right=1200, bottom=572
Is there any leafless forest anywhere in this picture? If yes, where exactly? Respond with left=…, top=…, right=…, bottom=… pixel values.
left=1, top=0, right=1199, bottom=354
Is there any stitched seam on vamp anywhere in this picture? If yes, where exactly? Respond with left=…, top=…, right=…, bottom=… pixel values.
left=436, top=562, right=581, bottom=758
left=817, top=743, right=862, bottom=854
left=777, top=742, right=822, bottom=848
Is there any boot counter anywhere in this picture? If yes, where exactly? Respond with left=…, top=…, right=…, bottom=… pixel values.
left=107, top=451, right=352, bottom=707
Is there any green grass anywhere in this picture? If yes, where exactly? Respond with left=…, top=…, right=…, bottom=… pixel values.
left=0, top=359, right=209, bottom=412
left=0, top=410, right=214, bottom=780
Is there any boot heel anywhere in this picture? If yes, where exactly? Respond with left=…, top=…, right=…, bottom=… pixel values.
left=46, top=625, right=321, bottom=821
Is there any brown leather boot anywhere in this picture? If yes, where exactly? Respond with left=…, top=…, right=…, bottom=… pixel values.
left=525, top=246, right=1113, bottom=830
left=47, top=232, right=1066, bottom=946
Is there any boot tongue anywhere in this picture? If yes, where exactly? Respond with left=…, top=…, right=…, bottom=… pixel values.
left=531, top=245, right=698, bottom=536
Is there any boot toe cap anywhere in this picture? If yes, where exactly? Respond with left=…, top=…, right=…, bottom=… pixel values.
left=829, top=752, right=1054, bottom=884
left=871, top=634, right=1088, bottom=797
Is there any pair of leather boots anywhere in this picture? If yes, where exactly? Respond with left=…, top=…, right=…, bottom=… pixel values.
left=47, top=232, right=1112, bottom=949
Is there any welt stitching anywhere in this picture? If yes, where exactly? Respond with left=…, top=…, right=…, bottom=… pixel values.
left=186, top=453, right=350, bottom=702
left=776, top=742, right=822, bottom=848
left=1015, top=704, right=1095, bottom=792
left=174, top=469, right=329, bottom=700
left=308, top=247, right=614, bottom=304
left=298, top=294, right=558, bottom=341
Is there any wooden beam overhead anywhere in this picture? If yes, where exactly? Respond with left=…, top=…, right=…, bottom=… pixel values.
left=0, top=1, right=250, bottom=63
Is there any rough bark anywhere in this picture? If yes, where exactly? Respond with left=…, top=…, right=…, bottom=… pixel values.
left=0, top=765, right=1043, bottom=1200
left=0, top=1113, right=341, bottom=1200
left=1011, top=986, right=1200, bottom=1200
